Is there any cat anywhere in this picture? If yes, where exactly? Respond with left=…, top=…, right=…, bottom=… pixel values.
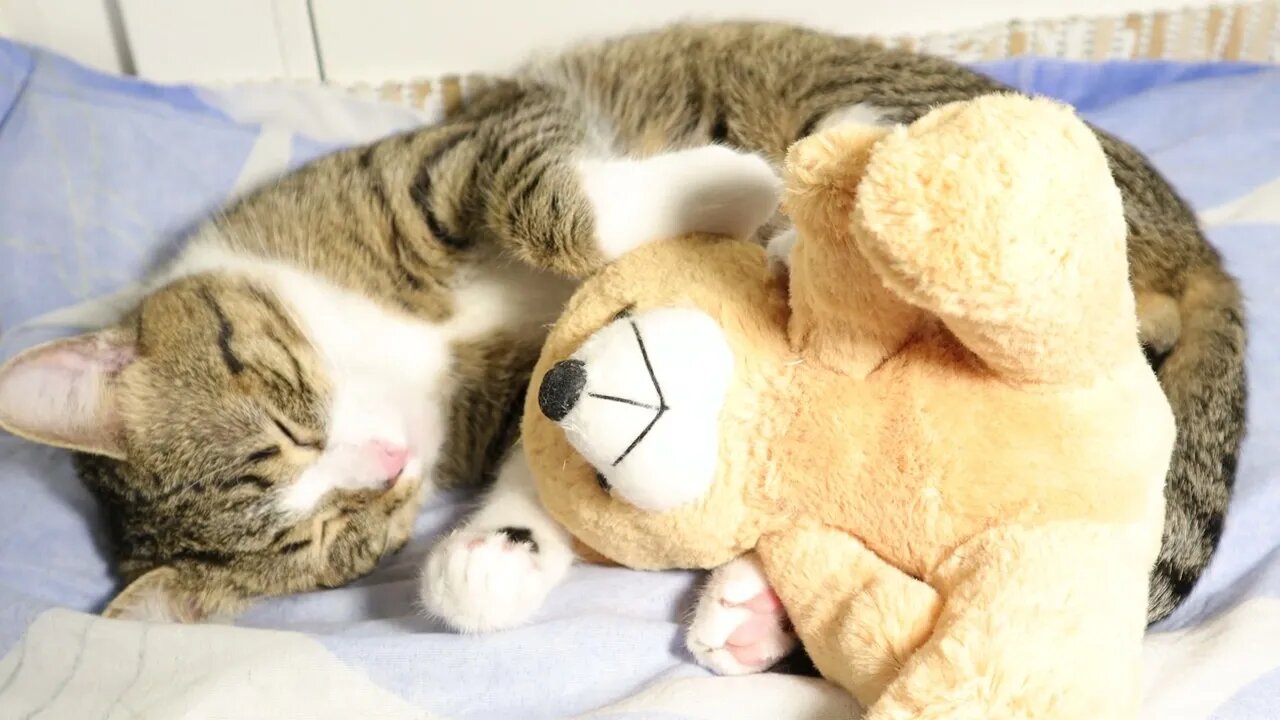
left=0, top=22, right=1243, bottom=660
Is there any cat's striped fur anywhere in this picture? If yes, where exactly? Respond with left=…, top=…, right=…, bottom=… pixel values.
left=0, top=22, right=1243, bottom=627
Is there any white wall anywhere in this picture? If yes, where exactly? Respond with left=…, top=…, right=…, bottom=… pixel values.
left=0, top=0, right=1229, bottom=84
left=118, top=0, right=319, bottom=83
left=310, top=0, right=1223, bottom=83
left=0, top=0, right=131, bottom=74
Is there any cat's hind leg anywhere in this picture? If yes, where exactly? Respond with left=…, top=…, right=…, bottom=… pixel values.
left=466, top=87, right=781, bottom=276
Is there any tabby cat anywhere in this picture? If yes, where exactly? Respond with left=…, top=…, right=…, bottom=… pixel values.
left=0, top=22, right=1244, bottom=660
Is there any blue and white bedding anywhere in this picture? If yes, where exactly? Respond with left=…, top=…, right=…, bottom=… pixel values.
left=1, top=38, right=1278, bottom=719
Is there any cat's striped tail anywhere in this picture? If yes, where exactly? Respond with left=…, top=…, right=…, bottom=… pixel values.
left=1145, top=264, right=1247, bottom=624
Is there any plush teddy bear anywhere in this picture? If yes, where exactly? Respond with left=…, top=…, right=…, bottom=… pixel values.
left=523, top=94, right=1174, bottom=718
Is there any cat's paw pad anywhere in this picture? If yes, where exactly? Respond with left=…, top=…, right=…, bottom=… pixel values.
left=419, top=525, right=553, bottom=632
left=687, top=556, right=798, bottom=675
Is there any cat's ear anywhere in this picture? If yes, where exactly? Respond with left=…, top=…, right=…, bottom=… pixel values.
left=102, top=567, right=210, bottom=623
left=0, top=328, right=135, bottom=460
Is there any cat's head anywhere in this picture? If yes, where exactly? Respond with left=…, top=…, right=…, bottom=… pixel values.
left=0, top=272, right=434, bottom=621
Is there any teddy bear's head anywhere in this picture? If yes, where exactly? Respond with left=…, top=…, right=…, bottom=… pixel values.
left=522, top=234, right=793, bottom=570
left=521, top=122, right=909, bottom=572
left=523, top=94, right=1118, bottom=572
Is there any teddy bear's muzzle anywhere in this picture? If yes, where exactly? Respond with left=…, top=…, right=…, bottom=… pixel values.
left=533, top=307, right=736, bottom=512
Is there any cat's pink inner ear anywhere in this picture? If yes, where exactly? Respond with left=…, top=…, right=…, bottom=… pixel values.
left=61, top=335, right=134, bottom=373
left=0, top=329, right=135, bottom=458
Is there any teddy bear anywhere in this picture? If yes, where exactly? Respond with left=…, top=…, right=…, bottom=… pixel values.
left=522, top=93, right=1175, bottom=718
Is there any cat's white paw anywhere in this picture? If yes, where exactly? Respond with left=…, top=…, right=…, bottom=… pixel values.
left=687, top=554, right=798, bottom=675
left=766, top=227, right=798, bottom=272
left=420, top=525, right=565, bottom=633
left=813, top=102, right=890, bottom=133
left=581, top=145, right=782, bottom=261
left=662, top=145, right=783, bottom=241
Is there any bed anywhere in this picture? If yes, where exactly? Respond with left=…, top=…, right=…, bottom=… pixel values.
left=0, top=28, right=1278, bottom=720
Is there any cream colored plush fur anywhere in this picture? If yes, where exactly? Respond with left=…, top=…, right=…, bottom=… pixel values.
left=523, top=94, right=1175, bottom=718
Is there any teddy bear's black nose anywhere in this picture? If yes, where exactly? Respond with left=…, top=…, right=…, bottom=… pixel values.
left=539, top=359, right=587, bottom=422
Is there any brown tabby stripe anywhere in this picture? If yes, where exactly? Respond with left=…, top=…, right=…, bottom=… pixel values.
left=199, top=288, right=244, bottom=375
left=362, top=146, right=431, bottom=292
left=409, top=129, right=475, bottom=251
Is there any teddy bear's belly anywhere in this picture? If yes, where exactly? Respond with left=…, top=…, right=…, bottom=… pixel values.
left=778, top=353, right=1173, bottom=578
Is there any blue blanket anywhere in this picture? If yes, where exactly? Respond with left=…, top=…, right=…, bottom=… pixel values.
left=1, top=39, right=1278, bottom=719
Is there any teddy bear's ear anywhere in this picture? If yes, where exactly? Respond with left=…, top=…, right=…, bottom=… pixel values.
left=782, top=124, right=892, bottom=228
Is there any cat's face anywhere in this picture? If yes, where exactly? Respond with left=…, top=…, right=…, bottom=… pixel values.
left=0, top=273, right=435, bottom=621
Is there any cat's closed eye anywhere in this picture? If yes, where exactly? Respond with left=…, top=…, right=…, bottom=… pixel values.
left=269, top=415, right=323, bottom=450
left=269, top=524, right=316, bottom=559
left=246, top=446, right=281, bottom=464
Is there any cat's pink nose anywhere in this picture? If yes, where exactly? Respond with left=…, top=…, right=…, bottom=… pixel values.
left=369, top=441, right=409, bottom=484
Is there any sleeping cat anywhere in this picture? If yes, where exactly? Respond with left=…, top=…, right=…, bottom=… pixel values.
left=0, top=22, right=1244, bottom=657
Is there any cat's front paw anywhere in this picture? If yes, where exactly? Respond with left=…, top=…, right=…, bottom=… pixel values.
left=686, top=554, right=798, bottom=675
left=419, top=525, right=564, bottom=632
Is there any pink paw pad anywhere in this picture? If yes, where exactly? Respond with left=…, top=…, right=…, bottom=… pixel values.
left=687, top=557, right=798, bottom=675
left=723, top=590, right=790, bottom=667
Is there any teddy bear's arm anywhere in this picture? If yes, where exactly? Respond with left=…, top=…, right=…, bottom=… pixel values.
left=851, top=96, right=1140, bottom=385
left=757, top=524, right=941, bottom=707
left=782, top=125, right=928, bottom=376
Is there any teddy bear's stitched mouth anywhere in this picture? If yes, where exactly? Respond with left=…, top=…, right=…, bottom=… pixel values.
left=586, top=316, right=670, bottom=467
left=542, top=306, right=733, bottom=513
left=538, top=313, right=675, bottom=472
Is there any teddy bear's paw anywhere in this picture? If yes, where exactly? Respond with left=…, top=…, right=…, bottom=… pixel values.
left=579, top=145, right=782, bottom=261
left=686, top=555, right=798, bottom=675
left=419, top=525, right=571, bottom=633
